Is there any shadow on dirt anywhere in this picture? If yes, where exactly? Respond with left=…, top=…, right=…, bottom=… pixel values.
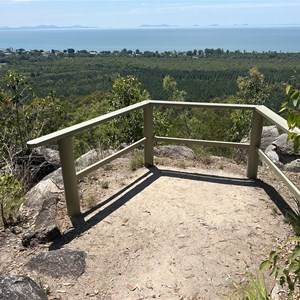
left=49, top=165, right=294, bottom=250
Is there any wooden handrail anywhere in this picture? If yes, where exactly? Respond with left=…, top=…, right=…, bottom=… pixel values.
left=27, top=100, right=300, bottom=222
left=27, top=100, right=149, bottom=148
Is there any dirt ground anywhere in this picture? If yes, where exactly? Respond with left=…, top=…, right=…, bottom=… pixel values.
left=0, top=155, right=299, bottom=300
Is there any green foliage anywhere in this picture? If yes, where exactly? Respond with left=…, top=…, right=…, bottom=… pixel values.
left=108, top=75, right=149, bottom=145
left=0, top=173, right=24, bottom=228
left=100, top=181, right=109, bottom=189
left=66, top=91, right=112, bottom=157
left=163, top=75, right=187, bottom=102
left=286, top=198, right=300, bottom=236
left=228, top=67, right=270, bottom=141
left=108, top=75, right=170, bottom=146
left=1, top=50, right=298, bottom=106
left=236, top=67, right=269, bottom=106
left=231, top=272, right=271, bottom=300
left=129, top=151, right=144, bottom=171
left=260, top=237, right=300, bottom=299
left=0, top=70, right=65, bottom=165
left=280, top=83, right=300, bottom=152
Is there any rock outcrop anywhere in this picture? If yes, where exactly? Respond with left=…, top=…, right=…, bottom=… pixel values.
left=21, top=198, right=61, bottom=247
left=19, top=149, right=110, bottom=246
left=25, top=249, right=87, bottom=279
left=260, top=125, right=280, bottom=151
left=238, top=125, right=300, bottom=169
left=12, top=147, right=60, bottom=191
left=154, top=145, right=195, bottom=159
left=0, top=275, right=47, bottom=300
left=264, top=133, right=300, bottom=167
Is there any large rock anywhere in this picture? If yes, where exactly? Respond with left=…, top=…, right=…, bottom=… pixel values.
left=19, top=149, right=109, bottom=245
left=0, top=275, right=47, bottom=300
left=25, top=249, right=87, bottom=279
left=21, top=198, right=61, bottom=247
left=284, top=159, right=300, bottom=172
left=236, top=125, right=280, bottom=161
left=154, top=145, right=195, bottom=159
left=272, top=133, right=300, bottom=164
left=265, top=144, right=283, bottom=167
left=273, top=133, right=297, bottom=156
left=12, top=147, right=60, bottom=191
left=260, top=125, right=280, bottom=151
left=75, top=148, right=111, bottom=172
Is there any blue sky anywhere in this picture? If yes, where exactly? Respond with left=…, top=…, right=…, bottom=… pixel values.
left=0, top=0, right=299, bottom=28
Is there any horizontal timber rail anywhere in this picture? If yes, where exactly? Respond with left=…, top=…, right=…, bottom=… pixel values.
left=155, top=136, right=250, bottom=149
left=27, top=100, right=300, bottom=223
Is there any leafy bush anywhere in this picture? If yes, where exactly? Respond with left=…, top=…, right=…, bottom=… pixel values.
left=280, top=83, right=300, bottom=151
left=0, top=173, right=24, bottom=228
left=231, top=272, right=271, bottom=300
left=260, top=238, right=300, bottom=299
left=129, top=152, right=144, bottom=171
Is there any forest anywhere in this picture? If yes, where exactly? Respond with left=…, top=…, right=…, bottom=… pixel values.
left=1, top=49, right=300, bottom=111
left=1, top=48, right=299, bottom=162
left=1, top=48, right=300, bottom=166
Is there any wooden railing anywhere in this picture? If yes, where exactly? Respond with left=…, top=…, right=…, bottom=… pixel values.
left=27, top=100, right=300, bottom=223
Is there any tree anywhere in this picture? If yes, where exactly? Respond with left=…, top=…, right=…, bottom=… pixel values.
left=236, top=66, right=269, bottom=105
left=162, top=75, right=190, bottom=137
left=228, top=67, right=270, bottom=141
left=0, top=71, right=65, bottom=166
left=108, top=75, right=149, bottom=145
left=163, top=75, right=187, bottom=102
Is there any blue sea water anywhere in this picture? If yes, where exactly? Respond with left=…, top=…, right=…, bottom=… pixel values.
left=0, top=27, right=299, bottom=53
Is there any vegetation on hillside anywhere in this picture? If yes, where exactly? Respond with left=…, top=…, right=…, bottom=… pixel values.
left=0, top=47, right=300, bottom=298
left=1, top=49, right=299, bottom=109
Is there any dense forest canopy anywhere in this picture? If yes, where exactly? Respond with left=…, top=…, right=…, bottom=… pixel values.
left=1, top=49, right=299, bottom=111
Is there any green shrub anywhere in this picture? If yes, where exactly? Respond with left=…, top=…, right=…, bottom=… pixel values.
left=231, top=272, right=271, bottom=300
left=260, top=237, right=300, bottom=299
left=130, top=152, right=144, bottom=171
left=0, top=173, right=24, bottom=228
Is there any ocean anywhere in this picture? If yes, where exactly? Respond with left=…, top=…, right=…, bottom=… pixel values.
left=0, top=27, right=299, bottom=53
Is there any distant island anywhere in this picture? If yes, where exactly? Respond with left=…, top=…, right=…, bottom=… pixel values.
left=0, top=25, right=97, bottom=30
left=139, top=24, right=177, bottom=28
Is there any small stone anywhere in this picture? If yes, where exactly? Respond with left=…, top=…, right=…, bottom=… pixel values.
left=126, top=284, right=136, bottom=291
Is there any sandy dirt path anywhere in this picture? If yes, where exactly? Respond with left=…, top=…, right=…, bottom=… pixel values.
left=44, top=159, right=291, bottom=300
left=0, top=156, right=296, bottom=300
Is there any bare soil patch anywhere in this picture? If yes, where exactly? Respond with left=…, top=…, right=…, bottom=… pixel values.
left=0, top=155, right=299, bottom=299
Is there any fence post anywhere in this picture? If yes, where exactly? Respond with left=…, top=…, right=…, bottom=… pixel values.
left=247, top=109, right=263, bottom=179
left=144, top=103, right=154, bottom=166
left=57, top=136, right=81, bottom=223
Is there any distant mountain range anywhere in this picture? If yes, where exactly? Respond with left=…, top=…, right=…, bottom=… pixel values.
left=1, top=24, right=299, bottom=31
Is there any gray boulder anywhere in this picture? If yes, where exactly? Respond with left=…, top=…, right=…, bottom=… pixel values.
left=272, top=133, right=300, bottom=164
left=75, top=148, right=111, bottom=172
left=25, top=249, right=86, bottom=279
left=237, top=125, right=280, bottom=161
left=21, top=198, right=61, bottom=247
left=260, top=125, right=280, bottom=151
left=273, top=133, right=295, bottom=156
left=19, top=148, right=109, bottom=246
left=265, top=144, right=283, bottom=167
left=154, top=145, right=195, bottom=159
left=284, top=159, right=300, bottom=172
left=12, top=147, right=60, bottom=191
left=0, top=275, right=47, bottom=300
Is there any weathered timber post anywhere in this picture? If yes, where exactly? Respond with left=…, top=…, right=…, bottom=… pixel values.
left=247, top=109, right=263, bottom=179
left=57, top=136, right=81, bottom=223
left=143, top=103, right=154, bottom=166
